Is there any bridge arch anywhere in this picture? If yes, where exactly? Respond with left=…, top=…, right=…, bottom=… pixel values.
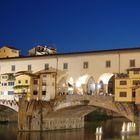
left=97, top=73, right=115, bottom=94
left=0, top=95, right=18, bottom=112
left=54, top=95, right=134, bottom=121
left=0, top=101, right=18, bottom=112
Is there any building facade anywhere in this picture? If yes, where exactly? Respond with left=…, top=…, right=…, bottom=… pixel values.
left=0, top=47, right=140, bottom=101
left=115, top=68, right=140, bottom=102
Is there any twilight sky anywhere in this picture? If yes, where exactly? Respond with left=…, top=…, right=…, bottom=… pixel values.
left=0, top=0, right=140, bottom=55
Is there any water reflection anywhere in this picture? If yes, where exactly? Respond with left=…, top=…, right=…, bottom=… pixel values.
left=0, top=118, right=139, bottom=140
left=17, top=129, right=85, bottom=140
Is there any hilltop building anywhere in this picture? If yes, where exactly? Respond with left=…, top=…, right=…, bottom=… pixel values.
left=28, top=45, right=57, bottom=56
left=0, top=46, right=20, bottom=58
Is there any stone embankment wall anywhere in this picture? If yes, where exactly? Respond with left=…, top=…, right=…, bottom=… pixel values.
left=43, top=117, right=84, bottom=130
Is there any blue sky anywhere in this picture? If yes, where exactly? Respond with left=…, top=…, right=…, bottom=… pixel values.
left=0, top=0, right=140, bottom=55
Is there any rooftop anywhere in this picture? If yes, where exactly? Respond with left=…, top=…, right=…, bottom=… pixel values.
left=1, top=45, right=20, bottom=51
left=0, top=46, right=140, bottom=60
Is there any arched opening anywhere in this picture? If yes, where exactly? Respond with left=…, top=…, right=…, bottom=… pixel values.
left=108, top=75, right=115, bottom=95
left=75, top=75, right=96, bottom=95
left=0, top=105, right=18, bottom=122
left=67, top=77, right=74, bottom=95
left=98, top=73, right=114, bottom=94
left=87, top=77, right=96, bottom=95
left=57, top=76, right=67, bottom=95
left=97, top=80, right=104, bottom=95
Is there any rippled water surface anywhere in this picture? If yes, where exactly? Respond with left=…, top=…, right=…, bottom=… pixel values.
left=0, top=118, right=140, bottom=140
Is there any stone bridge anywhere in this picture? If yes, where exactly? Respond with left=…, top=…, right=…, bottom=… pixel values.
left=40, top=95, right=136, bottom=130
left=0, top=95, right=18, bottom=112
left=0, top=95, right=136, bottom=131
left=53, top=95, right=135, bottom=121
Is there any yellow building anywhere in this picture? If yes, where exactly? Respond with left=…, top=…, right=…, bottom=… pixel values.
left=13, top=68, right=62, bottom=101
left=115, top=68, right=140, bottom=102
left=14, top=72, right=35, bottom=100
left=0, top=46, right=20, bottom=58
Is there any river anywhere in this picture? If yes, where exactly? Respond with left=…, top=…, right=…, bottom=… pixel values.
left=0, top=118, right=139, bottom=140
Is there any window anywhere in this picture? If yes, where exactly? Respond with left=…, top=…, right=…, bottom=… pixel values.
left=33, top=91, right=38, bottom=95
left=120, top=80, right=127, bottom=85
left=12, top=49, right=17, bottom=53
left=42, top=91, right=46, bottom=95
left=4, top=83, right=7, bottom=86
left=106, top=60, right=111, bottom=68
left=25, top=80, right=28, bottom=84
left=120, top=92, right=127, bottom=97
left=132, top=90, right=135, bottom=98
left=83, top=62, right=88, bottom=69
left=11, top=65, right=15, bottom=71
left=45, top=64, right=49, bottom=70
left=133, top=80, right=140, bottom=85
left=2, top=76, right=7, bottom=79
left=42, top=81, right=46, bottom=86
left=52, top=82, right=55, bottom=86
left=52, top=74, right=55, bottom=78
left=8, top=82, right=14, bottom=86
left=18, top=80, right=21, bottom=84
left=43, top=74, right=47, bottom=78
left=34, top=80, right=38, bottom=85
left=129, top=59, right=135, bottom=67
left=8, top=91, right=14, bottom=95
left=28, top=65, right=32, bottom=71
left=134, top=71, right=139, bottom=74
left=63, top=63, right=68, bottom=69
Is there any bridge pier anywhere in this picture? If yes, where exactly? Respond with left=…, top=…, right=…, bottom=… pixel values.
left=18, top=98, right=84, bottom=131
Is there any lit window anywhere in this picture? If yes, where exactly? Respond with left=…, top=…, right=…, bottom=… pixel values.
left=83, top=62, right=88, bottom=69
left=106, top=60, right=111, bottom=68
left=63, top=63, right=68, bottom=69
left=129, top=59, right=135, bottom=67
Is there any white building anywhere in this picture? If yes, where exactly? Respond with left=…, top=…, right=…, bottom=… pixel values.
left=0, top=47, right=140, bottom=98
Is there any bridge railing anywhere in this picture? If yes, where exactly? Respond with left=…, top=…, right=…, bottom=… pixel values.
left=0, top=95, right=15, bottom=101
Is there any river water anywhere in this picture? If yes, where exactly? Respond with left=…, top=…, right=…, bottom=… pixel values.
left=0, top=118, right=139, bottom=140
